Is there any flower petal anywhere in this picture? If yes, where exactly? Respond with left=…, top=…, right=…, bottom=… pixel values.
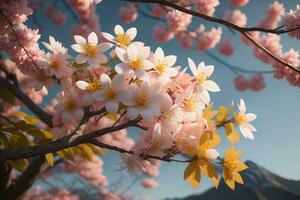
left=188, top=57, right=198, bottom=76
left=88, top=32, right=98, bottom=45
left=76, top=81, right=89, bottom=90
left=100, top=74, right=112, bottom=88
left=75, top=54, right=88, bottom=64
left=127, top=107, right=139, bottom=119
left=106, top=101, right=119, bottom=113
left=114, top=24, right=124, bottom=35
left=112, top=74, right=125, bottom=91
left=74, top=35, right=86, bottom=45
left=204, top=80, right=220, bottom=92
left=126, top=27, right=137, bottom=40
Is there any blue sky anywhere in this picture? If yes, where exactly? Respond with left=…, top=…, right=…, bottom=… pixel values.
left=30, top=0, right=300, bottom=199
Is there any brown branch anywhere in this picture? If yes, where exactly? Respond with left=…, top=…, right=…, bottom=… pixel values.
left=2, top=157, right=45, bottom=200
left=125, top=0, right=300, bottom=34
left=0, top=118, right=141, bottom=161
left=0, top=77, right=53, bottom=127
left=127, top=0, right=300, bottom=73
left=89, top=140, right=194, bottom=163
left=242, top=32, right=300, bottom=73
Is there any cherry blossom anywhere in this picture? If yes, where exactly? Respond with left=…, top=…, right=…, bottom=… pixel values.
left=71, top=32, right=112, bottom=67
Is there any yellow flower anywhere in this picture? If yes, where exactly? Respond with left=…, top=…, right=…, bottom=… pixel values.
left=222, top=146, right=248, bottom=190
left=184, top=131, right=221, bottom=189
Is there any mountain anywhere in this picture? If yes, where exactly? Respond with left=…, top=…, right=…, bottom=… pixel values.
left=168, top=161, right=300, bottom=200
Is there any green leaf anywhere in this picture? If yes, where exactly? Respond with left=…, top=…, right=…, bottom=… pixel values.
left=15, top=121, right=53, bottom=139
left=0, top=85, right=14, bottom=104
left=8, top=159, right=29, bottom=172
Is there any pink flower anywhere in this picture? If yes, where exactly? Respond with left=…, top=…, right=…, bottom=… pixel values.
left=119, top=4, right=138, bottom=24
left=259, top=1, right=285, bottom=29
left=249, top=74, right=265, bottom=91
left=234, top=74, right=249, bottom=91
left=194, top=0, right=220, bottom=16
left=230, top=0, right=249, bottom=7
left=151, top=5, right=166, bottom=17
left=153, top=25, right=174, bottom=42
left=224, top=10, right=247, bottom=27
left=167, top=9, right=192, bottom=32
left=219, top=38, right=234, bottom=56
left=254, top=33, right=282, bottom=63
left=285, top=5, right=300, bottom=40
left=176, top=32, right=194, bottom=48
left=46, top=6, right=68, bottom=25
left=102, top=24, right=137, bottom=47
left=141, top=178, right=159, bottom=189
left=197, top=27, right=222, bottom=51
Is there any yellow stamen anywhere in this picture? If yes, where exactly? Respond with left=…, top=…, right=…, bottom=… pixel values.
left=136, top=92, right=150, bottom=108
left=184, top=96, right=197, bottom=111
left=104, top=87, right=116, bottom=100
left=64, top=100, right=76, bottom=111
left=155, top=62, right=167, bottom=74
left=83, top=43, right=97, bottom=57
left=116, top=34, right=131, bottom=46
left=50, top=60, right=60, bottom=69
left=87, top=80, right=101, bottom=93
left=196, top=73, right=207, bottom=84
left=130, top=57, right=142, bottom=69
left=234, top=113, right=247, bottom=124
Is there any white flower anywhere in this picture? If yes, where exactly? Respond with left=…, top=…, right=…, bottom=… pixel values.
left=175, top=86, right=205, bottom=121
left=76, top=78, right=101, bottom=93
left=102, top=24, right=137, bottom=46
left=150, top=47, right=178, bottom=84
left=188, top=57, right=220, bottom=92
left=154, top=94, right=183, bottom=136
left=39, top=36, right=73, bottom=79
left=71, top=32, right=112, bottom=67
left=234, top=99, right=257, bottom=140
left=120, top=81, right=164, bottom=120
left=92, top=74, right=127, bottom=113
left=115, top=42, right=154, bottom=78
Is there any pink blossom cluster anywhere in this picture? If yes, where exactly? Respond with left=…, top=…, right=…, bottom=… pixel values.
left=285, top=5, right=300, bottom=40
left=259, top=1, right=285, bottom=29
left=68, top=0, right=101, bottom=37
left=167, top=9, right=193, bottom=32
left=119, top=4, right=138, bottom=24
left=230, top=0, right=249, bottom=7
left=64, top=155, right=108, bottom=186
left=218, top=38, right=234, bottom=56
left=234, top=74, right=265, bottom=91
left=194, top=0, right=220, bottom=16
left=46, top=6, right=68, bottom=25
left=153, top=25, right=175, bottom=43
left=0, top=0, right=45, bottom=73
left=23, top=186, right=80, bottom=200
left=224, top=10, right=247, bottom=27
left=197, top=27, right=223, bottom=51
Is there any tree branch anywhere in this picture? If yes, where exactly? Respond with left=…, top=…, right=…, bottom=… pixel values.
left=127, top=0, right=300, bottom=73
left=89, top=140, right=194, bottom=163
left=0, top=118, right=141, bottom=161
left=0, top=76, right=53, bottom=127
left=2, top=157, right=45, bottom=200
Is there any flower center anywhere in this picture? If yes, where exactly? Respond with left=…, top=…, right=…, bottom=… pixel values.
left=83, top=43, right=97, bottom=57
left=130, top=57, right=142, bottom=70
left=116, top=34, right=131, bottom=46
left=224, top=161, right=238, bottom=171
left=196, top=73, right=207, bottom=84
left=184, top=96, right=197, bottom=111
left=234, top=114, right=247, bottom=124
left=50, top=60, right=60, bottom=69
left=64, top=100, right=76, bottom=111
left=87, top=80, right=101, bottom=93
left=104, top=87, right=117, bottom=100
left=136, top=92, right=150, bottom=108
left=155, top=62, right=167, bottom=74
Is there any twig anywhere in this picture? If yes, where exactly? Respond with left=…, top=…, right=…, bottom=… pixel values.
left=0, top=76, right=53, bottom=127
